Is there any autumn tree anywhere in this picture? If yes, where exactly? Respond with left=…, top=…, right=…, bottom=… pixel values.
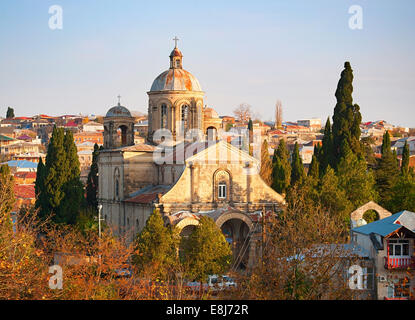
left=233, top=103, right=252, bottom=123
left=235, top=188, right=359, bottom=300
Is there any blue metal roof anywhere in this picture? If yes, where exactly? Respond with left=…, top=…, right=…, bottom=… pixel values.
left=352, top=211, right=415, bottom=237
left=1, top=160, right=38, bottom=169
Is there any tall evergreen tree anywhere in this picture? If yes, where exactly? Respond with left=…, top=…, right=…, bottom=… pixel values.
left=319, top=166, right=353, bottom=223
left=43, top=127, right=68, bottom=219
left=319, top=118, right=334, bottom=173
left=86, top=143, right=100, bottom=211
left=308, top=154, right=319, bottom=180
left=332, top=62, right=363, bottom=166
left=59, top=130, right=84, bottom=224
left=290, top=142, right=305, bottom=186
left=259, top=139, right=273, bottom=186
left=6, top=107, right=14, bottom=119
left=375, top=131, right=400, bottom=208
left=337, top=146, right=378, bottom=209
left=271, top=139, right=291, bottom=194
left=401, top=140, right=410, bottom=176
left=34, top=158, right=48, bottom=219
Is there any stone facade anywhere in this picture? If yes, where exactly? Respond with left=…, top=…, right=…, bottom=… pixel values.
left=97, top=43, right=285, bottom=268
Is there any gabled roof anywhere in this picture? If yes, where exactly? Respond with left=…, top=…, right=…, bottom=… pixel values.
left=352, top=210, right=415, bottom=237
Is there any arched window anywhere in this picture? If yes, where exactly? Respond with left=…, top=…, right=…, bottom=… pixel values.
left=218, top=183, right=227, bottom=199
left=181, top=105, right=189, bottom=133
left=115, top=179, right=119, bottom=198
left=161, top=104, right=167, bottom=129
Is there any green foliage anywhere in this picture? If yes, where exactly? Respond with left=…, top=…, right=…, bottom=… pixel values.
left=401, top=140, right=410, bottom=176
left=308, top=154, right=319, bottom=180
left=331, top=62, right=363, bottom=166
left=336, top=148, right=378, bottom=209
left=375, top=131, right=400, bottom=209
left=290, top=142, right=305, bottom=186
left=319, top=166, right=352, bottom=220
left=362, top=210, right=379, bottom=223
left=0, top=165, right=15, bottom=227
left=271, top=140, right=291, bottom=194
left=133, top=209, right=179, bottom=280
left=6, top=107, right=14, bottom=119
left=284, top=268, right=312, bottom=300
left=181, top=216, right=232, bottom=283
left=259, top=139, right=273, bottom=186
left=385, top=174, right=415, bottom=213
left=36, top=127, right=84, bottom=224
left=318, top=118, right=334, bottom=173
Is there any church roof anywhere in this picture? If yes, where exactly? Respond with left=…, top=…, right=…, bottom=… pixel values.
left=105, top=103, right=132, bottom=118
left=125, top=185, right=172, bottom=204
left=150, top=68, right=202, bottom=92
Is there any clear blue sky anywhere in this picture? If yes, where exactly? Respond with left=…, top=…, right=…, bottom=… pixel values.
left=0, top=0, right=414, bottom=127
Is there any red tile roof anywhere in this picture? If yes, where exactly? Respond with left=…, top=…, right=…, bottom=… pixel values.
left=14, top=184, right=35, bottom=199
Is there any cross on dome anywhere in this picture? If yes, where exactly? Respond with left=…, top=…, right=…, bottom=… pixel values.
left=173, top=36, right=179, bottom=48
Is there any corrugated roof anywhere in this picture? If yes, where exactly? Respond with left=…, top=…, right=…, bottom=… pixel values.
left=352, top=211, right=415, bottom=237
left=2, top=160, right=38, bottom=169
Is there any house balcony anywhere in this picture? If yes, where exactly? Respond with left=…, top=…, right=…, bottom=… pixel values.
left=384, top=256, right=415, bottom=270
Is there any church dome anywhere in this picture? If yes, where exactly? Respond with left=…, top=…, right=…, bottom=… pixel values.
left=150, top=69, right=202, bottom=92
left=150, top=42, right=202, bottom=92
left=105, top=104, right=132, bottom=118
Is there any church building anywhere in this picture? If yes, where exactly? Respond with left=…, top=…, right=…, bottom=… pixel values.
left=98, top=40, right=285, bottom=268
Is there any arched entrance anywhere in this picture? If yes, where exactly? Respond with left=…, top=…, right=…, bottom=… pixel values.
left=216, top=213, right=253, bottom=270
left=206, top=126, right=217, bottom=141
left=117, top=125, right=128, bottom=146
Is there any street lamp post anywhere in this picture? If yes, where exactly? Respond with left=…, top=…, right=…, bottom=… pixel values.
left=98, top=204, right=103, bottom=238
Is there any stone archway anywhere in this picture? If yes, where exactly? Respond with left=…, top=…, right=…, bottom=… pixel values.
left=350, top=201, right=392, bottom=222
left=216, top=212, right=254, bottom=270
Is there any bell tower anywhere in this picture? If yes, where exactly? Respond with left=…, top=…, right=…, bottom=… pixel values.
left=103, top=96, right=135, bottom=149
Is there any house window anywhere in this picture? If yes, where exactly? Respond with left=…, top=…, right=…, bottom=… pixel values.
left=218, top=183, right=227, bottom=199
left=388, top=240, right=409, bottom=256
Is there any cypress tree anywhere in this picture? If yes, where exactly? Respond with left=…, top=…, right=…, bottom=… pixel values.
left=59, top=130, right=84, bottom=224
left=401, top=140, right=410, bottom=176
left=43, top=127, right=68, bottom=218
left=308, top=154, right=319, bottom=180
left=337, top=146, right=378, bottom=209
left=86, top=143, right=100, bottom=211
left=332, top=62, right=362, bottom=167
left=259, top=139, right=273, bottom=186
left=375, top=131, right=400, bottom=208
left=319, top=118, right=334, bottom=173
left=271, top=139, right=291, bottom=194
left=319, top=166, right=352, bottom=222
left=34, top=158, right=48, bottom=219
left=6, top=107, right=14, bottom=119
left=291, top=142, right=306, bottom=186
